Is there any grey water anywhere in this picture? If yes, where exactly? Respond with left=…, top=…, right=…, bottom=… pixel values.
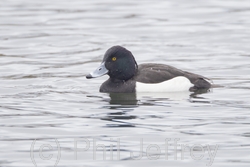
left=0, top=0, right=250, bottom=166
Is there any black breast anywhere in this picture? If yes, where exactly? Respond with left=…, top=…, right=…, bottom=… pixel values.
left=100, top=78, right=136, bottom=93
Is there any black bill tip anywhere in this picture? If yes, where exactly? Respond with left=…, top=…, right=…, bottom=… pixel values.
left=86, top=74, right=93, bottom=79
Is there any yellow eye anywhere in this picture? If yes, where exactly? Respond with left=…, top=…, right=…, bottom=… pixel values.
left=112, top=57, right=117, bottom=61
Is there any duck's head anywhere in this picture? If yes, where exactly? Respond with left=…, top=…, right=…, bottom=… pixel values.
left=86, top=46, right=138, bottom=81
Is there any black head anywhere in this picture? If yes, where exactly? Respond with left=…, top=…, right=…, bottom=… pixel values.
left=86, top=46, right=138, bottom=81
left=103, top=46, right=138, bottom=80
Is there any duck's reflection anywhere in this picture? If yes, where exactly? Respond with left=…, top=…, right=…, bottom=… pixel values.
left=108, top=88, right=211, bottom=106
left=101, top=89, right=211, bottom=127
left=109, top=93, right=138, bottom=105
left=99, top=93, right=138, bottom=124
left=190, top=88, right=212, bottom=103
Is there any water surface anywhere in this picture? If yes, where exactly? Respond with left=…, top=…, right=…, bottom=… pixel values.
left=0, top=0, right=250, bottom=166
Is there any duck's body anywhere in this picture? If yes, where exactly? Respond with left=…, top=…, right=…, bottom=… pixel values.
left=86, top=46, right=212, bottom=93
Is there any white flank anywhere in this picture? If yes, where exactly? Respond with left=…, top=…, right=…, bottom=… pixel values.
left=136, top=76, right=193, bottom=92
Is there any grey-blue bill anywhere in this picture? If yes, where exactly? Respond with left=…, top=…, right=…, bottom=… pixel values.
left=86, top=62, right=108, bottom=79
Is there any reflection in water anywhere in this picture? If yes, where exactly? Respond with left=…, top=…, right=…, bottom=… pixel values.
left=103, top=89, right=212, bottom=131
left=190, top=89, right=211, bottom=103
left=109, top=93, right=138, bottom=105
left=108, top=88, right=211, bottom=105
left=99, top=93, right=138, bottom=126
left=137, top=91, right=191, bottom=101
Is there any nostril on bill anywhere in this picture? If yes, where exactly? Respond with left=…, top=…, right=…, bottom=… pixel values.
left=99, top=68, right=102, bottom=71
